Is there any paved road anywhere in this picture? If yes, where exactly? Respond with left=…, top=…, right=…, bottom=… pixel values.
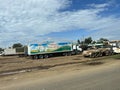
left=3, top=62, right=120, bottom=90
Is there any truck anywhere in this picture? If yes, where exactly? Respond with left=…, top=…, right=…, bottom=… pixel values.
left=109, top=41, right=120, bottom=54
left=15, top=46, right=28, bottom=56
left=82, top=44, right=113, bottom=58
left=1, top=46, right=28, bottom=56
left=27, top=41, right=82, bottom=59
left=2, top=48, right=16, bottom=56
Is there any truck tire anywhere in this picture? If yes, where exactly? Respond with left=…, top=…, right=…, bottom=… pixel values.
left=105, top=51, right=109, bottom=56
left=31, top=56, right=34, bottom=59
left=76, top=51, right=81, bottom=54
left=39, top=55, right=44, bottom=59
left=96, top=52, right=101, bottom=57
left=44, top=54, right=49, bottom=58
left=33, top=55, right=39, bottom=59
left=90, top=53, right=96, bottom=58
left=67, top=52, right=72, bottom=56
left=102, top=52, right=106, bottom=56
left=95, top=52, right=98, bottom=57
left=63, top=53, right=67, bottom=56
left=109, top=51, right=113, bottom=56
left=100, top=52, right=102, bottom=57
left=71, top=51, right=76, bottom=55
left=94, top=52, right=98, bottom=58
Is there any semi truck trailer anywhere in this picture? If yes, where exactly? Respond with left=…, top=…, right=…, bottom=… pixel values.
left=27, top=42, right=82, bottom=59
left=2, top=48, right=16, bottom=56
left=2, top=46, right=28, bottom=56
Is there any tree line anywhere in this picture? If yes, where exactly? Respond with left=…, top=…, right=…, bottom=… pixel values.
left=77, top=37, right=109, bottom=45
left=77, top=37, right=109, bottom=50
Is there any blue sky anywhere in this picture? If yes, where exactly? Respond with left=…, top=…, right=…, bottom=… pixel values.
left=0, top=0, right=120, bottom=47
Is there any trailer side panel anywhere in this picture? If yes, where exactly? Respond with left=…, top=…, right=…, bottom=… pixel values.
left=28, top=42, right=72, bottom=55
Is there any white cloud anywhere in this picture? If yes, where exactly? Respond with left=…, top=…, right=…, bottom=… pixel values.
left=0, top=0, right=120, bottom=47
left=89, top=3, right=110, bottom=8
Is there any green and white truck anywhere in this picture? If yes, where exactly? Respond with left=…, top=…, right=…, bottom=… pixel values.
left=27, top=42, right=82, bottom=59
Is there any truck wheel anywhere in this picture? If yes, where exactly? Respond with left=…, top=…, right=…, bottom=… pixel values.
left=97, top=52, right=100, bottom=57
left=90, top=53, right=95, bottom=58
left=71, top=51, right=76, bottom=55
left=76, top=51, right=81, bottom=54
left=109, top=51, right=113, bottom=56
left=102, top=52, right=106, bottom=56
left=105, top=51, right=109, bottom=56
left=99, top=53, right=102, bottom=57
left=39, top=55, right=44, bottom=59
left=108, top=51, right=111, bottom=56
left=100, top=52, right=102, bottom=56
left=94, top=53, right=97, bottom=58
left=63, top=53, right=67, bottom=56
left=67, top=52, right=72, bottom=56
left=33, top=55, right=39, bottom=59
left=111, top=52, right=114, bottom=55
left=31, top=56, right=35, bottom=59
left=44, top=54, right=49, bottom=58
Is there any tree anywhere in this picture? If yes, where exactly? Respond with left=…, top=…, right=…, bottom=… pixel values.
left=12, top=43, right=23, bottom=48
left=92, top=41, right=96, bottom=44
left=99, top=38, right=109, bottom=42
left=77, top=39, right=81, bottom=44
left=0, top=48, right=4, bottom=52
left=84, top=37, right=92, bottom=44
left=78, top=37, right=92, bottom=51
left=97, top=38, right=109, bottom=46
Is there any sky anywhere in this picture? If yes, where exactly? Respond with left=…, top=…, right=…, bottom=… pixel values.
left=0, top=0, right=120, bottom=47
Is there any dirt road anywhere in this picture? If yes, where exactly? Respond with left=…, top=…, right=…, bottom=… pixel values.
left=3, top=59, right=120, bottom=90
left=0, top=54, right=119, bottom=89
